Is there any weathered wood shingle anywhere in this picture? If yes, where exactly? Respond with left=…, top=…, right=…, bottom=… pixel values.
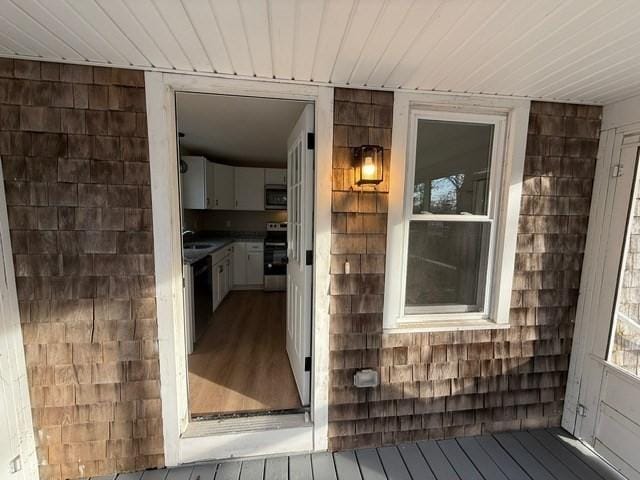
left=327, top=89, right=601, bottom=451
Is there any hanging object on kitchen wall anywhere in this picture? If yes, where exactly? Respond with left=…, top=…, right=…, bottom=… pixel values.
left=353, top=144, right=383, bottom=186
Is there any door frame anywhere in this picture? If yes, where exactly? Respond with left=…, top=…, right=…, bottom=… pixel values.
left=563, top=109, right=640, bottom=469
left=0, top=160, right=39, bottom=479
left=145, top=71, right=333, bottom=465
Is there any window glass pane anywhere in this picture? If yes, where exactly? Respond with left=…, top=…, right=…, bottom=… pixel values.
left=610, top=154, right=640, bottom=376
left=413, top=119, right=494, bottom=215
left=404, top=221, right=490, bottom=314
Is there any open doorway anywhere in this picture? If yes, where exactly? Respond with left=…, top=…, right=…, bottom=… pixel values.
left=175, top=92, right=314, bottom=419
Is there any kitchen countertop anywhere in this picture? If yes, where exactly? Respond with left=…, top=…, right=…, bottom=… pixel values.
left=182, top=232, right=265, bottom=265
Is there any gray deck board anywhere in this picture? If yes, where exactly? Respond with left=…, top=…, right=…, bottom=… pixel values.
left=355, top=448, right=386, bottom=480
left=529, top=429, right=605, bottom=480
left=142, top=470, right=169, bottom=480
left=512, top=431, right=582, bottom=480
left=437, top=439, right=483, bottom=480
left=190, top=463, right=217, bottom=480
left=311, top=452, right=337, bottom=480
left=239, top=459, right=264, bottom=480
left=494, top=432, right=556, bottom=480
left=549, top=428, right=627, bottom=480
left=264, top=457, right=288, bottom=480
left=416, top=440, right=460, bottom=480
left=456, top=437, right=509, bottom=480
left=397, top=443, right=436, bottom=480
left=105, top=428, right=622, bottom=480
left=334, top=451, right=362, bottom=480
left=215, top=461, right=242, bottom=480
left=289, top=454, right=312, bottom=480
left=474, top=435, right=531, bottom=480
left=118, top=473, right=144, bottom=480
left=376, top=446, right=411, bottom=480
left=165, top=466, right=193, bottom=480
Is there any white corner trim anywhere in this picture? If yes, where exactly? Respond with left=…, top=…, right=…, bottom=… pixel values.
left=0, top=159, right=39, bottom=480
left=145, top=71, right=332, bottom=464
left=383, top=91, right=530, bottom=331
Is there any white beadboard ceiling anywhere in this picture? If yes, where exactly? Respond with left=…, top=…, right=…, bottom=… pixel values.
left=1, top=0, right=640, bottom=105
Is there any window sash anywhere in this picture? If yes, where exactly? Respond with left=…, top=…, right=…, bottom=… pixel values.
left=399, top=110, right=506, bottom=323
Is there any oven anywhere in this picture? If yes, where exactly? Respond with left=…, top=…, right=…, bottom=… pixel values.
left=265, top=185, right=287, bottom=210
left=264, top=222, right=287, bottom=291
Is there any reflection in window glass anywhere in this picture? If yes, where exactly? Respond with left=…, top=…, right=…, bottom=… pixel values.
left=412, top=119, right=493, bottom=215
left=611, top=172, right=640, bottom=376
left=404, top=221, right=490, bottom=313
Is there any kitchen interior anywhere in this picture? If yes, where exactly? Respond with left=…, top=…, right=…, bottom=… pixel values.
left=177, top=92, right=311, bottom=418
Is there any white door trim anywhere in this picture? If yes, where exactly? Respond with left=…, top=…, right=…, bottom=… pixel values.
left=0, top=159, right=39, bottom=479
left=563, top=124, right=640, bottom=444
left=145, top=71, right=333, bottom=465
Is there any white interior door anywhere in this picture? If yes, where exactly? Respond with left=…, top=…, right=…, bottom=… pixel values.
left=0, top=163, right=38, bottom=479
left=568, top=133, right=640, bottom=479
left=286, top=104, right=314, bottom=406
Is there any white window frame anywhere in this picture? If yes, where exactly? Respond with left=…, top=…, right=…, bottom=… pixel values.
left=384, top=92, right=530, bottom=332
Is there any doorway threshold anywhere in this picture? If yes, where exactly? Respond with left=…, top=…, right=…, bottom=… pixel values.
left=179, top=412, right=313, bottom=463
left=184, top=412, right=310, bottom=437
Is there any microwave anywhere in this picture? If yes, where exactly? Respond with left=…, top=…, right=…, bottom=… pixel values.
left=265, top=185, right=287, bottom=210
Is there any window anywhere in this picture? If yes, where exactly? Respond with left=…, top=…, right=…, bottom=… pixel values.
left=384, top=94, right=529, bottom=330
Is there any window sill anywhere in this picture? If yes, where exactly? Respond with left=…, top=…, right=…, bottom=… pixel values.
left=384, top=319, right=510, bottom=334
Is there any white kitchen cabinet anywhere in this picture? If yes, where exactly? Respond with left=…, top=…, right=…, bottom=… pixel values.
left=233, top=242, right=247, bottom=286
left=265, top=168, right=286, bottom=185
left=247, top=249, right=263, bottom=285
left=234, top=167, right=264, bottom=211
left=211, top=244, right=234, bottom=312
left=232, top=241, right=263, bottom=287
left=181, top=156, right=214, bottom=209
left=212, top=163, right=235, bottom=210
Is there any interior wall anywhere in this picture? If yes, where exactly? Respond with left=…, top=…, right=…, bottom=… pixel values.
left=328, top=88, right=601, bottom=450
left=0, top=59, right=163, bottom=479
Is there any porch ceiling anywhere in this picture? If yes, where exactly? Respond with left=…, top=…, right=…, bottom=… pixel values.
left=1, top=0, right=639, bottom=105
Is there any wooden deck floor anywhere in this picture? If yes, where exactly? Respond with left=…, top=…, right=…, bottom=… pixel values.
left=90, top=428, right=626, bottom=480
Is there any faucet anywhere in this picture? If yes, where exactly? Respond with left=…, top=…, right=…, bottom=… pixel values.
left=182, top=229, right=194, bottom=237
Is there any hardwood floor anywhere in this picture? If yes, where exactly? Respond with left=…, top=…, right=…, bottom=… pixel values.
left=188, top=290, right=302, bottom=416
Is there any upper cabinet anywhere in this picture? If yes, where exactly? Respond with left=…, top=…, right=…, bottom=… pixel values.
left=181, top=156, right=213, bottom=209
left=212, top=163, right=234, bottom=210
left=181, top=157, right=273, bottom=212
left=234, top=167, right=265, bottom=211
left=265, top=168, right=287, bottom=185
left=181, top=156, right=236, bottom=210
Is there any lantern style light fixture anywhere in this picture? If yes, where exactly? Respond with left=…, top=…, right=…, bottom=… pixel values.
left=353, top=144, right=384, bottom=186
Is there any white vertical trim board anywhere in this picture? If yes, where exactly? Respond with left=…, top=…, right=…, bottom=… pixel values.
left=145, top=72, right=332, bottom=465
left=383, top=91, right=530, bottom=331
left=0, top=159, right=39, bottom=479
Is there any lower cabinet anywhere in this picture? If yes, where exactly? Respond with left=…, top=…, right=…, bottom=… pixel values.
left=232, top=241, right=264, bottom=288
left=211, top=245, right=234, bottom=313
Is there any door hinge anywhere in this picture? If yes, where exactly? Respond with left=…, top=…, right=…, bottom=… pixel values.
left=307, top=132, right=315, bottom=150
left=304, top=356, right=311, bottom=372
left=577, top=403, right=587, bottom=417
left=9, top=455, right=21, bottom=474
left=612, top=164, right=624, bottom=177
left=306, top=250, right=313, bottom=266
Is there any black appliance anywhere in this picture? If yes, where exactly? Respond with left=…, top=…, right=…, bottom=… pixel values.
left=192, top=255, right=212, bottom=341
left=265, top=185, right=287, bottom=210
left=264, top=222, right=287, bottom=291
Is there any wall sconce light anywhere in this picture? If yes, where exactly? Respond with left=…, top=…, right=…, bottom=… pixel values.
left=353, top=145, right=384, bottom=186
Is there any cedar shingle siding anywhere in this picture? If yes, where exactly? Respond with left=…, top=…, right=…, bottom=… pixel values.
left=0, top=60, right=162, bottom=479
left=328, top=88, right=601, bottom=450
